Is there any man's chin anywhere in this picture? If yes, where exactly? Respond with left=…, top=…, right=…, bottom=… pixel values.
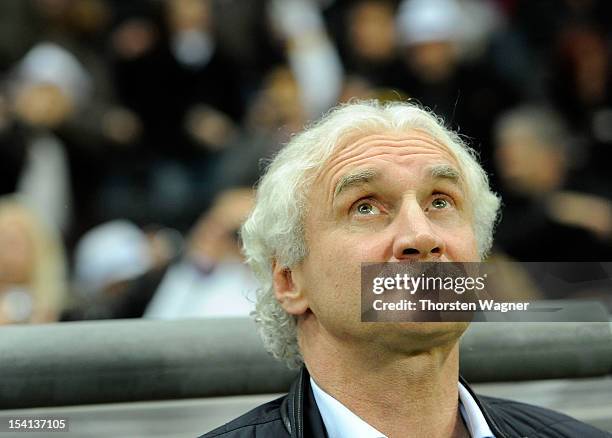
left=367, top=321, right=470, bottom=353
left=398, top=320, right=469, bottom=336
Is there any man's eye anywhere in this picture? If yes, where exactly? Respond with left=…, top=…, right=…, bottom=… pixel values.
left=356, top=202, right=380, bottom=215
left=431, top=198, right=449, bottom=209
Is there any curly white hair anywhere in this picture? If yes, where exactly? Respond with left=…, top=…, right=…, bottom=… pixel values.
left=241, top=100, right=501, bottom=369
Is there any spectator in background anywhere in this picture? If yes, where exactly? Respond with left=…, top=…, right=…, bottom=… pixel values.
left=69, top=219, right=154, bottom=320
left=0, top=35, right=139, bottom=241
left=0, top=196, right=67, bottom=324
left=0, top=0, right=140, bottom=241
left=339, top=0, right=404, bottom=89
left=4, top=41, right=89, bottom=233
left=144, top=188, right=256, bottom=319
left=104, top=0, right=245, bottom=229
left=68, top=188, right=256, bottom=321
left=493, top=105, right=611, bottom=263
left=549, top=24, right=612, bottom=192
left=393, top=0, right=519, bottom=173
left=208, top=65, right=308, bottom=192
left=267, top=0, right=343, bottom=119
left=208, top=0, right=283, bottom=96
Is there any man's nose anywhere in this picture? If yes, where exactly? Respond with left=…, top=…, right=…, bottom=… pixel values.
left=391, top=202, right=445, bottom=261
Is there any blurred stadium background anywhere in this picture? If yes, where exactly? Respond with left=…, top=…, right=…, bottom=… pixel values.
left=0, top=0, right=610, bottom=323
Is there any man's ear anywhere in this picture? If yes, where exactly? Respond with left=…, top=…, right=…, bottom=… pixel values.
left=272, top=259, right=309, bottom=315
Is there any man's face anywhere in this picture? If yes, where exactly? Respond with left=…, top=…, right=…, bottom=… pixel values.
left=291, top=130, right=479, bottom=352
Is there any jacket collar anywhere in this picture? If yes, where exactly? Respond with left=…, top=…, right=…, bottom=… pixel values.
left=281, top=367, right=512, bottom=438
left=281, top=367, right=328, bottom=438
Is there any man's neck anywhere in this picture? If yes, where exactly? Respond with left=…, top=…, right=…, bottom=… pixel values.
left=301, top=325, right=468, bottom=438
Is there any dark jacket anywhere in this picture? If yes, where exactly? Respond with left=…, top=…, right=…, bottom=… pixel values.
left=201, top=368, right=610, bottom=438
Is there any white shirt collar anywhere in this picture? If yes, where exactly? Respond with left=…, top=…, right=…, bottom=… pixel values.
left=311, top=377, right=385, bottom=438
left=310, top=377, right=495, bottom=438
left=458, top=381, right=496, bottom=437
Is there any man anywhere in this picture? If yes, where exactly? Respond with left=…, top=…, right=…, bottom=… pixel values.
left=202, top=101, right=608, bottom=437
left=492, top=105, right=611, bottom=263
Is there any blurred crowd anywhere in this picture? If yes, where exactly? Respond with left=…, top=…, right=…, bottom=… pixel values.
left=0, top=0, right=610, bottom=324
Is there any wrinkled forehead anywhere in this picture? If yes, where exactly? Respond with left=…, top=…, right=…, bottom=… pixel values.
left=314, top=128, right=462, bottom=186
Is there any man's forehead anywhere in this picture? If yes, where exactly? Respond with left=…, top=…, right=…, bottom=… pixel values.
left=337, top=129, right=448, bottom=149
left=318, top=130, right=461, bottom=184
left=332, top=163, right=463, bottom=202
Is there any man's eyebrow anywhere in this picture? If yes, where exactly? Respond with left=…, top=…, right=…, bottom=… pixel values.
left=428, top=164, right=462, bottom=186
left=333, top=168, right=379, bottom=199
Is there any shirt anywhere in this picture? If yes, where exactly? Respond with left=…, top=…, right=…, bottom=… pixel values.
left=144, top=261, right=255, bottom=319
left=311, top=377, right=495, bottom=438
